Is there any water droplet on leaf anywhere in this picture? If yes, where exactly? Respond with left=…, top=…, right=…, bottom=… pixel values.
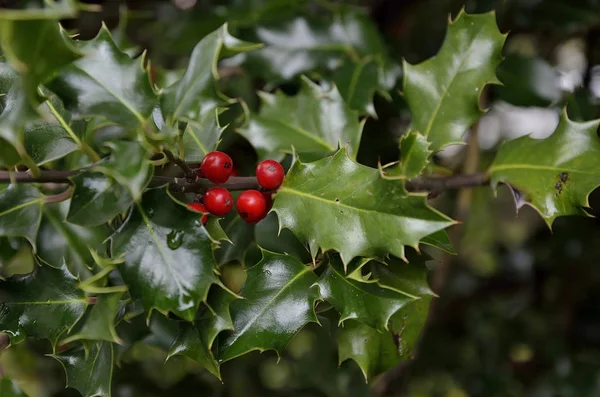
left=167, top=230, right=185, bottom=249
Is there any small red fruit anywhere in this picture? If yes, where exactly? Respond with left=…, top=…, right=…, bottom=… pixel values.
left=200, top=151, right=233, bottom=184
left=203, top=187, right=234, bottom=216
left=187, top=202, right=208, bottom=225
left=236, top=190, right=268, bottom=224
left=256, top=160, right=285, bottom=190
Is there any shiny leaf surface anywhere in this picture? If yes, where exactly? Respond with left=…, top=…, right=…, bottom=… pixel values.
left=386, top=132, right=432, bottom=180
left=0, top=264, right=88, bottom=347
left=489, top=111, right=600, bottom=225
left=239, top=76, right=363, bottom=161
left=403, top=11, right=506, bottom=151
left=181, top=108, right=226, bottom=162
left=53, top=342, right=114, bottom=397
left=0, top=184, right=43, bottom=249
left=111, top=188, right=219, bottom=321
left=218, top=251, right=319, bottom=362
left=272, top=149, right=454, bottom=264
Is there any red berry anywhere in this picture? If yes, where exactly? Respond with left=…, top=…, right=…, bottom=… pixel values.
left=236, top=190, right=268, bottom=224
left=187, top=202, right=208, bottom=225
left=200, top=151, right=233, bottom=184
left=203, top=187, right=234, bottom=216
left=256, top=160, right=285, bottom=190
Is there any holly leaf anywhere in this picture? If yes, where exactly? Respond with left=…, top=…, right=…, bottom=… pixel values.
left=316, top=257, right=415, bottom=330
left=181, top=107, right=226, bottom=162
left=61, top=292, right=124, bottom=345
left=254, top=212, right=312, bottom=264
left=338, top=320, right=400, bottom=381
left=0, top=184, right=43, bottom=250
left=0, top=378, right=28, bottom=397
left=421, top=229, right=456, bottom=255
left=37, top=200, right=108, bottom=278
left=48, top=25, right=156, bottom=128
left=168, top=287, right=236, bottom=379
left=52, top=342, right=114, bottom=397
left=403, top=11, right=506, bottom=151
left=94, top=140, right=152, bottom=200
left=218, top=250, right=319, bottom=362
left=66, top=173, right=133, bottom=227
left=215, top=214, right=255, bottom=265
left=371, top=256, right=435, bottom=298
left=160, top=24, right=260, bottom=125
left=389, top=295, right=432, bottom=361
left=384, top=132, right=432, bottom=180
left=272, top=148, right=455, bottom=264
left=238, top=76, right=364, bottom=161
left=110, top=188, right=220, bottom=321
left=0, top=19, right=81, bottom=105
left=0, top=264, right=88, bottom=347
left=489, top=111, right=600, bottom=225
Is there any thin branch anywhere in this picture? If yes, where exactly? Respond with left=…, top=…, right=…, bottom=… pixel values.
left=163, top=149, right=195, bottom=179
left=0, top=169, right=79, bottom=183
left=153, top=176, right=261, bottom=193
left=43, top=188, right=73, bottom=204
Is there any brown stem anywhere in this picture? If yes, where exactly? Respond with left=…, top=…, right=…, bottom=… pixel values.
left=153, top=176, right=261, bottom=193
left=43, top=188, right=73, bottom=204
left=163, top=149, right=195, bottom=179
left=0, top=169, right=79, bottom=183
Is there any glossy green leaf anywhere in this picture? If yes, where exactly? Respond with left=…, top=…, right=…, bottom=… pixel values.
left=388, top=295, right=432, bottom=361
left=421, top=229, right=456, bottom=255
left=489, top=111, right=600, bottom=225
left=161, top=24, right=260, bottom=125
left=272, top=148, right=455, bottom=264
left=0, top=237, right=35, bottom=279
left=238, top=76, right=363, bottom=161
left=66, top=173, right=133, bottom=227
left=0, top=264, right=88, bottom=347
left=94, top=140, right=152, bottom=200
left=316, top=257, right=414, bottom=330
left=61, top=292, right=124, bottom=345
left=384, top=132, right=432, bottom=180
left=254, top=212, right=312, bottom=264
left=215, top=215, right=255, bottom=265
left=37, top=200, right=108, bottom=278
left=403, top=11, right=506, bottom=151
left=181, top=107, right=226, bottom=162
left=371, top=256, right=435, bottom=298
left=0, top=20, right=81, bottom=104
left=338, top=320, right=400, bottom=381
left=218, top=250, right=319, bottom=362
left=48, top=26, right=156, bottom=128
left=168, top=287, right=236, bottom=379
left=0, top=184, right=43, bottom=249
left=0, top=378, right=28, bottom=397
left=110, top=188, right=220, bottom=321
left=53, top=342, right=114, bottom=397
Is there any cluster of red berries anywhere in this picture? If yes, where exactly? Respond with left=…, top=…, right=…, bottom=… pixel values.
left=187, top=151, right=285, bottom=225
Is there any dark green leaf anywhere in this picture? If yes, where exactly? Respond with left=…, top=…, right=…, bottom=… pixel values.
left=168, top=287, right=236, bottom=379
left=94, top=140, right=152, bottom=200
left=384, top=132, right=432, bottom=180
left=0, top=184, right=43, bottom=249
left=238, top=76, right=363, bottom=161
left=388, top=295, right=432, bottom=361
left=0, top=378, right=28, bottom=397
left=371, top=256, right=434, bottom=298
left=53, top=342, right=114, bottom=397
left=403, top=11, right=506, bottom=151
left=316, top=257, right=414, bottom=330
left=254, top=212, right=312, bottom=263
left=218, top=250, right=319, bottom=362
left=24, top=125, right=77, bottom=165
left=338, top=320, right=400, bottom=381
left=215, top=214, right=255, bottom=265
left=0, top=264, right=88, bottom=347
left=66, top=173, right=133, bottom=227
left=111, top=188, right=220, bottom=321
left=272, top=148, right=454, bottom=264
left=420, top=229, right=456, bottom=255
left=489, top=110, right=600, bottom=226
left=61, top=292, right=124, bottom=345
left=181, top=107, right=226, bottom=162
left=48, top=26, right=156, bottom=128
left=160, top=24, right=260, bottom=125
left=0, top=20, right=81, bottom=104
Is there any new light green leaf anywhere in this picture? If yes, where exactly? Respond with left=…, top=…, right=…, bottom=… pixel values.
left=61, top=292, right=124, bottom=345
left=161, top=23, right=260, bottom=124
left=67, top=173, right=133, bottom=227
left=488, top=110, right=600, bottom=226
left=110, top=188, right=220, bottom=321
left=218, top=250, right=319, bottom=362
left=403, top=11, right=506, bottom=151
left=48, top=25, right=156, bottom=128
left=168, top=287, right=236, bottom=379
left=385, top=132, right=432, bottom=180
left=53, top=342, right=114, bottom=397
left=272, top=148, right=455, bottom=264
left=0, top=264, right=88, bottom=347
left=338, top=320, right=400, bottom=381
left=239, top=76, right=364, bottom=161
left=0, top=184, right=43, bottom=249
left=316, top=257, right=414, bottom=330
